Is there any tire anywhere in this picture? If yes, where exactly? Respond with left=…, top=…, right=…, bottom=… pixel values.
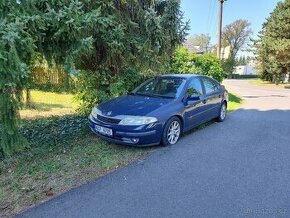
left=161, top=117, right=182, bottom=146
left=217, top=102, right=227, bottom=122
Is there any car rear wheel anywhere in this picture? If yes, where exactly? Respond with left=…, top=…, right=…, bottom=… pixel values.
left=217, top=102, right=227, bottom=122
left=161, top=117, right=181, bottom=146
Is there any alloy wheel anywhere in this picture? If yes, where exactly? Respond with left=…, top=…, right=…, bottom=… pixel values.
left=220, top=103, right=227, bottom=120
left=167, top=121, right=181, bottom=145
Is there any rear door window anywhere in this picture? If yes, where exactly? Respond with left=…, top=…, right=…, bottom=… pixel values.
left=202, top=77, right=220, bottom=95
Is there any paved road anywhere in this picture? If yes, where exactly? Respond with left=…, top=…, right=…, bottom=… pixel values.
left=18, top=80, right=290, bottom=218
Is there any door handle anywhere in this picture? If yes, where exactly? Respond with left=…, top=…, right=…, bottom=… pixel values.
left=202, top=99, right=207, bottom=104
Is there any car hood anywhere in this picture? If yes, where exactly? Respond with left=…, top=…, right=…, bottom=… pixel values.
left=97, top=95, right=173, bottom=117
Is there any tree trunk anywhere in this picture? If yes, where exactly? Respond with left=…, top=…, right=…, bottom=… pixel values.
left=26, top=88, right=32, bottom=108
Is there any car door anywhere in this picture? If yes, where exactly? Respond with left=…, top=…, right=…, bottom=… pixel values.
left=183, top=77, right=207, bottom=130
left=201, top=77, right=222, bottom=120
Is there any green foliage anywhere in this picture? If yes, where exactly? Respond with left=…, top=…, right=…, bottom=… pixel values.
left=76, top=0, right=189, bottom=111
left=0, top=4, right=35, bottom=155
left=20, top=115, right=88, bottom=148
left=0, top=0, right=101, bottom=156
left=0, top=115, right=88, bottom=159
left=76, top=68, right=145, bottom=113
left=222, top=57, right=235, bottom=77
left=228, top=93, right=243, bottom=112
left=31, top=58, right=77, bottom=93
left=0, top=0, right=188, bottom=156
left=254, top=0, right=290, bottom=83
left=170, top=47, right=225, bottom=82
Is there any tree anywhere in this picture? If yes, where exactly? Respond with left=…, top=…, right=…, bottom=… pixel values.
left=222, top=19, right=253, bottom=76
left=236, top=56, right=248, bottom=66
left=254, top=0, right=290, bottom=83
left=183, top=34, right=212, bottom=53
left=1, top=0, right=110, bottom=156
left=0, top=0, right=188, bottom=157
left=76, top=0, right=189, bottom=111
left=171, top=47, right=225, bottom=82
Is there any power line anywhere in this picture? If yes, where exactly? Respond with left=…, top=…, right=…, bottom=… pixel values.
left=208, top=0, right=217, bottom=36
left=206, top=0, right=214, bottom=34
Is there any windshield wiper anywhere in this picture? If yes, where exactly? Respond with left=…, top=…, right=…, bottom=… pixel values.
left=132, top=93, right=174, bottom=99
left=134, top=93, right=153, bottom=97
left=151, top=94, right=175, bottom=99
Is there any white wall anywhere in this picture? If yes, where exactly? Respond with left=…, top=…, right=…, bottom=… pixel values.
left=233, top=65, right=256, bottom=75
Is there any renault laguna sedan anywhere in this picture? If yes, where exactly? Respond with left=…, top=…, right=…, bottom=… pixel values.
left=89, top=74, right=228, bottom=146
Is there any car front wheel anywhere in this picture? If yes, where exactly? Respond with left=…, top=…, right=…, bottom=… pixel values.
left=161, top=117, right=181, bottom=146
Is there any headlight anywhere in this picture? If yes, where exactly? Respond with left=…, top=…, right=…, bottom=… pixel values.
left=119, top=116, right=157, bottom=126
left=91, top=107, right=101, bottom=118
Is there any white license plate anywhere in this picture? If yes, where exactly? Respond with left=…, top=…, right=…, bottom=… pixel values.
left=95, top=125, right=113, bottom=136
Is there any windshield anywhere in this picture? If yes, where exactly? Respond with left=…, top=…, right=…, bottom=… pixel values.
left=134, top=77, right=186, bottom=98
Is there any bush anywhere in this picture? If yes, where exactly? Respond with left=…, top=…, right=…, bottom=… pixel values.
left=170, top=47, right=226, bottom=82
left=76, top=68, right=149, bottom=113
left=21, top=115, right=88, bottom=147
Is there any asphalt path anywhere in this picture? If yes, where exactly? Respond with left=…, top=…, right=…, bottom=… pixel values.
left=18, top=80, right=290, bottom=218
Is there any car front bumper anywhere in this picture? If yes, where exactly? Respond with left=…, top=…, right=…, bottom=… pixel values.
left=88, top=115, right=163, bottom=147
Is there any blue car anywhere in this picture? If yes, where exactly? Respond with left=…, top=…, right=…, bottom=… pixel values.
left=89, top=74, right=228, bottom=146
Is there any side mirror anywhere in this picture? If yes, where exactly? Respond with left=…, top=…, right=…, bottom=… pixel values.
left=187, top=95, right=200, bottom=101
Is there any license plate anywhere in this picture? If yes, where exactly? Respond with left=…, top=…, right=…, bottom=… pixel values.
left=95, top=125, right=113, bottom=136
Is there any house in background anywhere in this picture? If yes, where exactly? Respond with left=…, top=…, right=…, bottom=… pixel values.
left=233, top=60, right=257, bottom=75
left=220, top=46, right=231, bottom=60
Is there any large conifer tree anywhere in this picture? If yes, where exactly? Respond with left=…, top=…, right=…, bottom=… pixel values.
left=255, top=0, right=290, bottom=82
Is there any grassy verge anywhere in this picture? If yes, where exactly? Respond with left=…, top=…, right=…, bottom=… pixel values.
left=0, top=116, right=152, bottom=217
left=0, top=91, right=242, bottom=217
left=228, top=93, right=243, bottom=112
left=249, top=79, right=290, bottom=89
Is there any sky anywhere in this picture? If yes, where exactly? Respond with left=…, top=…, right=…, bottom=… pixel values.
left=180, top=0, right=281, bottom=48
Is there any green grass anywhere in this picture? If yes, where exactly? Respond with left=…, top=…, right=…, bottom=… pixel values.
left=0, top=130, right=152, bottom=217
left=2, top=90, right=153, bottom=217
left=20, top=90, right=78, bottom=119
left=0, top=90, right=243, bottom=217
left=249, top=79, right=290, bottom=89
left=228, top=93, right=243, bottom=112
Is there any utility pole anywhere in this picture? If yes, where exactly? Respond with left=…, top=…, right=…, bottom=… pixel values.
left=217, top=0, right=226, bottom=59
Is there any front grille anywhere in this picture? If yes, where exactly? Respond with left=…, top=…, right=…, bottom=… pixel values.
left=97, top=114, right=121, bottom=124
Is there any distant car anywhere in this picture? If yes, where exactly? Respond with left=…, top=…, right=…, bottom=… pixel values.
left=89, top=74, right=228, bottom=146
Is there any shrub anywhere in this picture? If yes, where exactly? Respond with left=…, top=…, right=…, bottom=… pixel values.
left=171, top=47, right=226, bottom=82
left=20, top=115, right=88, bottom=147
left=76, top=68, right=149, bottom=113
left=0, top=115, right=88, bottom=159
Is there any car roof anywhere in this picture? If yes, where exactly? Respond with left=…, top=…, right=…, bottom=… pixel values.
left=159, top=74, right=198, bottom=79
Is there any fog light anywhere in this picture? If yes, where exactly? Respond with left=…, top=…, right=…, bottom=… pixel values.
left=131, top=138, right=139, bottom=143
